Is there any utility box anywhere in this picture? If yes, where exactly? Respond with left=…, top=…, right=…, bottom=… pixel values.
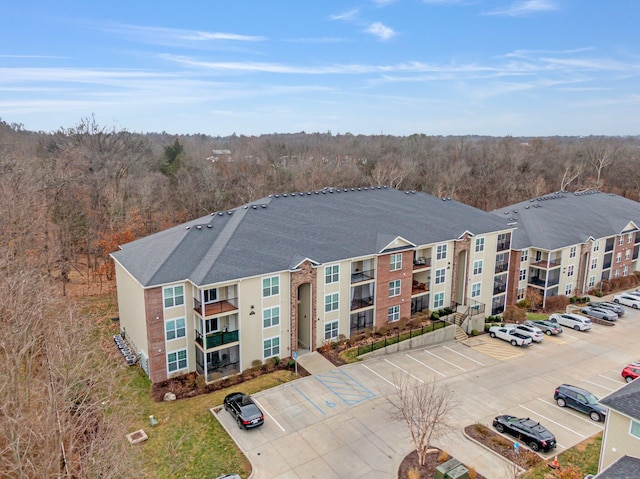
left=435, top=458, right=461, bottom=479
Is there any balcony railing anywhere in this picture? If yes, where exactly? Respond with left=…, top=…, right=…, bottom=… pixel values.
left=351, top=296, right=374, bottom=311
left=497, top=240, right=511, bottom=252
left=195, top=329, right=239, bottom=349
left=194, top=297, right=238, bottom=317
left=494, top=262, right=509, bottom=274
left=412, top=280, right=429, bottom=295
left=351, top=269, right=375, bottom=284
left=530, top=258, right=562, bottom=269
left=603, top=261, right=612, bottom=269
left=413, top=257, right=432, bottom=269
left=493, top=283, right=506, bottom=295
left=605, top=242, right=614, bottom=252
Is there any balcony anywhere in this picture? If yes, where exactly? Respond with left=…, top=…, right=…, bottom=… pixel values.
left=195, top=329, right=239, bottom=349
left=530, top=258, right=562, bottom=269
left=493, top=283, right=506, bottom=295
left=497, top=240, right=511, bottom=252
left=494, top=262, right=509, bottom=274
left=194, top=297, right=238, bottom=317
left=605, top=240, right=615, bottom=252
left=413, top=257, right=432, bottom=270
left=351, top=268, right=375, bottom=284
left=351, top=296, right=374, bottom=311
left=412, top=280, right=429, bottom=295
left=529, top=276, right=560, bottom=288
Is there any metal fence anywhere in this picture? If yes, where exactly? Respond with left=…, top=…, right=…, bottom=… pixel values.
left=356, top=319, right=448, bottom=356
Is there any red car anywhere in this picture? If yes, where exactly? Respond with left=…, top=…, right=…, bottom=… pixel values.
left=622, top=362, right=640, bottom=383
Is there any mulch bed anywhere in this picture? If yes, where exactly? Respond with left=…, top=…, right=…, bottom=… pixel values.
left=397, top=449, right=488, bottom=479
left=464, top=424, right=544, bottom=470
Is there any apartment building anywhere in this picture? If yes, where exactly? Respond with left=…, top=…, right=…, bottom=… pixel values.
left=111, top=187, right=513, bottom=384
left=491, top=191, right=640, bottom=308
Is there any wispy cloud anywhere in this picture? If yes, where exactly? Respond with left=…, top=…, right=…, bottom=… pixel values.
left=329, top=9, right=359, bottom=21
left=484, top=0, right=558, bottom=17
left=365, top=22, right=396, bottom=40
left=94, top=22, right=265, bottom=44
left=372, top=0, right=396, bottom=6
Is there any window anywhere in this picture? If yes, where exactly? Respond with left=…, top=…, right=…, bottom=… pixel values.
left=567, top=265, right=574, bottom=277
left=630, top=420, right=640, bottom=439
left=473, top=260, right=483, bottom=275
left=390, top=253, right=402, bottom=271
left=167, top=349, right=187, bottom=372
left=614, top=269, right=620, bottom=278
left=263, top=337, right=280, bottom=358
left=388, top=305, right=400, bottom=322
left=588, top=276, right=595, bottom=288
left=616, top=252, right=622, bottom=263
left=262, top=276, right=279, bottom=297
left=471, top=283, right=481, bottom=298
left=565, top=283, right=573, bottom=296
left=165, top=318, right=186, bottom=341
left=569, top=246, right=576, bottom=259
left=521, top=249, right=528, bottom=262
left=325, top=293, right=339, bottom=312
left=263, top=306, right=280, bottom=328
left=519, top=269, right=526, bottom=281
left=626, top=249, right=631, bottom=260
left=628, top=233, right=634, bottom=244
left=475, top=237, right=485, bottom=253
left=389, top=279, right=401, bottom=297
left=324, top=320, right=339, bottom=340
left=591, top=258, right=597, bottom=270
left=435, top=268, right=446, bottom=285
left=436, top=244, right=448, bottom=260
left=325, top=265, right=339, bottom=284
left=517, top=288, right=525, bottom=301
left=163, top=285, right=184, bottom=308
left=593, top=241, right=600, bottom=252
left=433, top=292, right=444, bottom=309
left=203, top=288, right=217, bottom=303
left=619, top=236, right=624, bottom=246
left=624, top=266, right=629, bottom=276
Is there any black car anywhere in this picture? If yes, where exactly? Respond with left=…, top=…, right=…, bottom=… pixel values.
left=224, top=392, right=265, bottom=429
left=492, top=415, right=556, bottom=452
left=554, top=384, right=607, bottom=422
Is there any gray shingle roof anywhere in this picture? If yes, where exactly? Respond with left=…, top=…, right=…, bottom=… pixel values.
left=112, top=187, right=511, bottom=288
left=595, top=455, right=640, bottom=479
left=600, top=376, right=640, bottom=419
left=491, top=191, right=640, bottom=250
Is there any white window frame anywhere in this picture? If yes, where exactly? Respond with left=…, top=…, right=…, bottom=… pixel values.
left=473, top=260, right=483, bottom=275
left=435, top=268, right=446, bottom=285
left=593, top=241, right=600, bottom=252
left=324, top=320, right=339, bottom=340
left=591, top=258, right=597, bottom=270
left=565, top=283, right=573, bottom=296
left=619, top=236, right=625, bottom=246
left=588, top=276, right=595, bottom=288
left=263, top=336, right=280, bottom=359
left=262, top=276, right=280, bottom=297
left=624, top=265, right=629, bottom=277
left=521, top=249, right=528, bottom=262
left=390, top=253, right=402, bottom=271
left=614, top=269, right=620, bottom=278
left=475, top=237, right=485, bottom=253
left=569, top=246, right=576, bottom=259
left=471, top=282, right=481, bottom=298
left=325, top=293, right=339, bottom=312
left=325, top=265, right=339, bottom=284
left=433, top=292, right=444, bottom=309
left=387, top=305, right=400, bottom=322
left=626, top=249, right=631, bottom=260
left=436, top=244, right=448, bottom=260
left=617, top=252, right=622, bottom=263
left=517, top=288, right=525, bottom=301
left=389, top=279, right=401, bottom=297
left=630, top=420, right=640, bottom=439
left=628, top=233, right=634, bottom=244
left=165, top=317, right=186, bottom=341
left=167, top=349, right=187, bottom=373
left=263, top=306, right=280, bottom=328
left=519, top=269, right=526, bottom=281
left=567, top=265, right=574, bottom=277
left=163, top=285, right=184, bottom=309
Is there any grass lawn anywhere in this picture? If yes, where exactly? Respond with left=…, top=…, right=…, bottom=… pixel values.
left=526, top=312, right=550, bottom=321
left=520, top=433, right=601, bottom=478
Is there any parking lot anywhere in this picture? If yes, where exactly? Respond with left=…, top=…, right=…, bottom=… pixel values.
left=213, top=301, right=640, bottom=479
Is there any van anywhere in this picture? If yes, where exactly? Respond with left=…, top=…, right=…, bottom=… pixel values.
left=548, top=313, right=592, bottom=331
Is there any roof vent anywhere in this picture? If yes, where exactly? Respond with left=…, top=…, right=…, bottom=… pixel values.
left=525, top=205, right=530, bottom=209
left=196, top=225, right=202, bottom=229
left=243, top=205, right=248, bottom=209
left=186, top=226, right=191, bottom=230
left=351, top=188, right=355, bottom=191
left=207, top=224, right=212, bottom=228
left=377, top=186, right=381, bottom=189
left=307, top=191, right=312, bottom=195
left=268, top=194, right=273, bottom=198
left=442, top=197, right=446, bottom=201
left=261, top=204, right=266, bottom=208
left=405, top=191, right=410, bottom=194
left=363, top=187, right=368, bottom=190
left=513, top=210, right=518, bottom=213
left=275, top=194, right=280, bottom=198
left=227, top=211, right=233, bottom=215
left=447, top=197, right=451, bottom=200
left=321, top=191, right=326, bottom=194
left=504, top=211, right=509, bottom=214
left=218, top=212, right=224, bottom=216
left=210, top=212, right=215, bottom=216
left=252, top=205, right=257, bottom=209
left=283, top=194, right=288, bottom=197
left=291, top=192, right=296, bottom=196
left=412, top=190, right=416, bottom=194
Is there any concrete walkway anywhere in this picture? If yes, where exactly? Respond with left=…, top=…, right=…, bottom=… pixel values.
left=296, top=351, right=337, bottom=375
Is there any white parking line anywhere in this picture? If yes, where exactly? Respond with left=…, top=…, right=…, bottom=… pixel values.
left=423, top=349, right=466, bottom=371
left=518, top=404, right=586, bottom=438
left=584, top=379, right=615, bottom=392
left=536, top=398, right=605, bottom=428
left=405, top=353, right=447, bottom=377
left=252, top=398, right=285, bottom=431
left=362, top=364, right=399, bottom=389
left=443, top=345, right=485, bottom=366
left=384, top=358, right=425, bottom=383
left=599, top=374, right=624, bottom=384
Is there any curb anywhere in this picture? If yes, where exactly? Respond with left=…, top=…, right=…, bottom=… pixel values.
left=462, top=427, right=526, bottom=475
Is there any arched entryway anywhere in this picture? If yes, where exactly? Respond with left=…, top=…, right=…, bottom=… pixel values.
left=297, top=283, right=312, bottom=352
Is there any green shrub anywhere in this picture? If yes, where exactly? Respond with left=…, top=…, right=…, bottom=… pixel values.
left=251, top=359, right=263, bottom=368
left=287, top=359, right=295, bottom=369
left=471, top=329, right=478, bottom=336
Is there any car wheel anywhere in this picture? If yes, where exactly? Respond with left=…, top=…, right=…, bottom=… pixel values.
left=545, top=330, right=552, bottom=336
left=495, top=423, right=505, bottom=433
left=557, top=398, right=566, bottom=407
left=626, top=376, right=634, bottom=383
left=529, top=441, right=540, bottom=452
left=511, top=340, right=517, bottom=346
left=574, top=325, right=580, bottom=331
left=614, top=299, right=620, bottom=303
left=590, top=411, right=602, bottom=422
left=237, top=417, right=243, bottom=429
left=489, top=332, right=496, bottom=338
left=633, top=304, right=638, bottom=309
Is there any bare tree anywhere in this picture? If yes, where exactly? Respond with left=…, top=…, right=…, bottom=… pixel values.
left=385, top=374, right=457, bottom=466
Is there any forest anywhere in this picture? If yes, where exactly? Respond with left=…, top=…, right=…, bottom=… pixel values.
left=1, top=115, right=639, bottom=477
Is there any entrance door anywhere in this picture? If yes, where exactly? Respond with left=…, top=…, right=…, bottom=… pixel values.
left=297, top=283, right=312, bottom=351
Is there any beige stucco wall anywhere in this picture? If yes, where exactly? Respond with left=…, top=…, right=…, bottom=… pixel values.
left=600, top=410, right=640, bottom=471
left=113, top=260, right=148, bottom=356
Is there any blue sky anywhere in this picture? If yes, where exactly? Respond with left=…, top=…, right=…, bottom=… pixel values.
left=1, top=1, right=639, bottom=136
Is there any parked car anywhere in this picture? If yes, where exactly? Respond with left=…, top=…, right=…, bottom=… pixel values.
left=613, top=294, right=640, bottom=309
left=591, top=301, right=624, bottom=316
left=492, top=415, right=557, bottom=452
left=580, top=305, right=618, bottom=321
left=511, top=323, right=544, bottom=342
left=548, top=313, right=592, bottom=331
left=553, top=384, right=607, bottom=421
left=524, top=319, right=563, bottom=336
left=488, top=326, right=532, bottom=346
left=224, top=392, right=265, bottom=429
left=216, top=475, right=241, bottom=479
left=622, top=362, right=640, bottom=383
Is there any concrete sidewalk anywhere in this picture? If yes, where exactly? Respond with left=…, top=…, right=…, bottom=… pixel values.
left=296, top=351, right=337, bottom=375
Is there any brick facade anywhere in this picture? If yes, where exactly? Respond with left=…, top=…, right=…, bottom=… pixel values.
left=290, top=261, right=317, bottom=351
left=375, top=250, right=413, bottom=325
left=506, top=250, right=521, bottom=306
left=144, top=287, right=167, bottom=384
left=451, top=236, right=471, bottom=306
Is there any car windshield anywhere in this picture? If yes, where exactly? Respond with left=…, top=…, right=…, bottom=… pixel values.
left=584, top=393, right=599, bottom=405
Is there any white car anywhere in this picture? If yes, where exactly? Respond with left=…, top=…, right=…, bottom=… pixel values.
left=613, top=294, right=640, bottom=309
left=548, top=313, right=592, bottom=331
left=511, top=323, right=544, bottom=342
